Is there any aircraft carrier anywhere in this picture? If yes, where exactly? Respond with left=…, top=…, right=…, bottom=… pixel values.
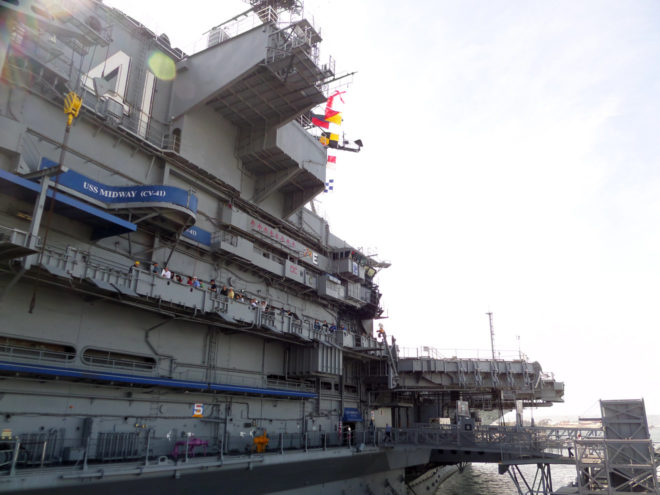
left=0, top=1, right=564, bottom=493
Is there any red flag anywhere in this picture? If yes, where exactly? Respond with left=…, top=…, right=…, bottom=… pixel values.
left=327, top=155, right=336, bottom=164
left=312, top=117, right=330, bottom=129
left=326, top=90, right=346, bottom=110
left=325, top=107, right=340, bottom=120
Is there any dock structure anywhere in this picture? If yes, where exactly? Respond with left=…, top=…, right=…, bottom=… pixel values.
left=385, top=423, right=597, bottom=494
left=373, top=400, right=659, bottom=495
left=569, top=400, right=658, bottom=495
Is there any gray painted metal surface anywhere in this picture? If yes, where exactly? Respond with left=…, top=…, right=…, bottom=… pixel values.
left=0, top=1, right=564, bottom=493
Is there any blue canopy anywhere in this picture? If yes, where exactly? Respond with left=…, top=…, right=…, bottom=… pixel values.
left=0, top=168, right=136, bottom=240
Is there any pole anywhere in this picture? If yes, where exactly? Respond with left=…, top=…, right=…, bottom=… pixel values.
left=486, top=312, right=495, bottom=361
left=29, top=92, right=80, bottom=313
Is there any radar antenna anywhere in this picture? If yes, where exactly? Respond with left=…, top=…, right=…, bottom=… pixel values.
left=244, top=0, right=303, bottom=21
left=486, top=312, right=496, bottom=361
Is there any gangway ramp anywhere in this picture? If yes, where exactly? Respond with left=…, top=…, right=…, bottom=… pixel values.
left=389, top=424, right=601, bottom=465
left=383, top=423, right=601, bottom=495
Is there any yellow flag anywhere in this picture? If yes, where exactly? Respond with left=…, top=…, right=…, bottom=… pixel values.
left=325, top=113, right=342, bottom=125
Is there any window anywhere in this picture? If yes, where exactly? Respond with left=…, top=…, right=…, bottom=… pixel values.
left=82, top=348, right=156, bottom=372
left=172, top=128, right=181, bottom=153
left=0, top=337, right=75, bottom=362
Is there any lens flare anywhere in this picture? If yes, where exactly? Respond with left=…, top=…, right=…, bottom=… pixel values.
left=147, top=51, right=176, bottom=81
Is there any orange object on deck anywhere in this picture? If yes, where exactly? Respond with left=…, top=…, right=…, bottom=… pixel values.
left=253, top=431, right=269, bottom=453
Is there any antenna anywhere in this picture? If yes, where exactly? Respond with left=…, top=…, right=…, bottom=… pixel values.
left=486, top=312, right=495, bottom=361
left=244, top=0, right=304, bottom=20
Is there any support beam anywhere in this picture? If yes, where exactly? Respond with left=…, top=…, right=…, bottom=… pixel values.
left=253, top=167, right=303, bottom=203
left=23, top=163, right=68, bottom=267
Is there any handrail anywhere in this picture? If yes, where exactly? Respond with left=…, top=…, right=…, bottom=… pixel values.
left=5, top=223, right=379, bottom=351
left=0, top=424, right=610, bottom=480
left=0, top=343, right=75, bottom=363
left=398, top=346, right=531, bottom=362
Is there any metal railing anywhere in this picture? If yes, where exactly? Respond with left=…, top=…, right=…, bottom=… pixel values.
left=398, top=346, right=530, bottom=362
left=28, top=243, right=384, bottom=352
left=0, top=343, right=312, bottom=393
left=0, top=429, right=377, bottom=476
left=390, top=424, right=604, bottom=461
left=81, top=354, right=156, bottom=373
left=0, top=225, right=39, bottom=254
left=0, top=424, right=609, bottom=481
left=0, top=343, right=75, bottom=365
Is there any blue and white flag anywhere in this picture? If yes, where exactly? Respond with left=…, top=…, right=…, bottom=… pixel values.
left=324, top=179, right=334, bottom=193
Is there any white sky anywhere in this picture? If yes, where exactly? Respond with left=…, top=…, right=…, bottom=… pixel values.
left=104, top=0, right=660, bottom=417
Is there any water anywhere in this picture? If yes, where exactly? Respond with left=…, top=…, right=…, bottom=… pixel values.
left=435, top=463, right=576, bottom=494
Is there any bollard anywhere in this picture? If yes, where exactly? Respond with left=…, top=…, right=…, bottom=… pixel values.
left=9, top=439, right=20, bottom=476
left=144, top=431, right=151, bottom=466
left=39, top=440, right=48, bottom=468
left=83, top=436, right=89, bottom=471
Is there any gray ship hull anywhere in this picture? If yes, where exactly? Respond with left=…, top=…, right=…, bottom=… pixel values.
left=0, top=0, right=563, bottom=492
left=5, top=447, right=429, bottom=495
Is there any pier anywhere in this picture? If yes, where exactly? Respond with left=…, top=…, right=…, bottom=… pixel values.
left=380, top=399, right=658, bottom=495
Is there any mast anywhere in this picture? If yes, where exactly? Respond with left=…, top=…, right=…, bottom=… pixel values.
left=486, top=312, right=496, bottom=361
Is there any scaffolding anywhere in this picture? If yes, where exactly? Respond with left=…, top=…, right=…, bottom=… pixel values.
left=574, top=399, right=658, bottom=494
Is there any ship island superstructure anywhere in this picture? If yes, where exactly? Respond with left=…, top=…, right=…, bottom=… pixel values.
left=0, top=1, right=564, bottom=493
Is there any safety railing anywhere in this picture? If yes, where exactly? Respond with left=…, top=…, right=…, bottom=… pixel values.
left=81, top=354, right=156, bottom=373
left=398, top=346, right=530, bottom=361
left=9, top=24, right=77, bottom=85
left=0, top=343, right=312, bottom=395
left=0, top=424, right=610, bottom=481
left=18, top=235, right=384, bottom=353
left=390, top=424, right=604, bottom=461
left=0, top=343, right=75, bottom=365
left=0, top=225, right=37, bottom=252
left=0, top=427, right=381, bottom=477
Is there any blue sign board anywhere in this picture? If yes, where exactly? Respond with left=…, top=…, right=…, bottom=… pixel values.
left=182, top=226, right=212, bottom=246
left=40, top=158, right=198, bottom=213
left=342, top=407, right=363, bottom=422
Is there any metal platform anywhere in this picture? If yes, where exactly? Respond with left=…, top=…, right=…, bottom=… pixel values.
left=0, top=226, right=38, bottom=261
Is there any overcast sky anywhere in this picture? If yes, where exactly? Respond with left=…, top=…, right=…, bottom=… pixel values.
left=105, top=0, right=660, bottom=417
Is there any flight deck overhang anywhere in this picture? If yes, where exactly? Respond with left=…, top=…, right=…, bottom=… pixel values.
left=0, top=168, right=136, bottom=240
left=395, top=357, right=565, bottom=405
left=171, top=23, right=330, bottom=127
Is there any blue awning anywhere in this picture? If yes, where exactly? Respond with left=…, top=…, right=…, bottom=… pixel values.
left=39, top=158, right=198, bottom=228
left=0, top=168, right=136, bottom=240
